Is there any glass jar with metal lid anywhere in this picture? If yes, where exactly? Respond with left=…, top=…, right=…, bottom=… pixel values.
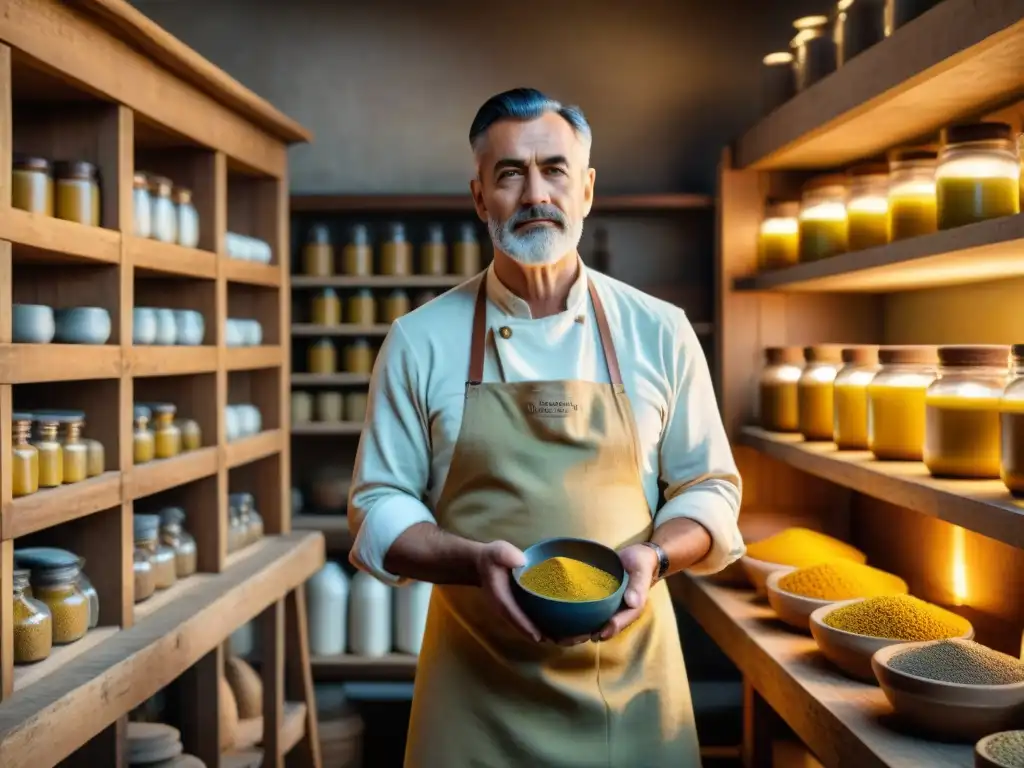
left=12, top=156, right=53, bottom=215
left=175, top=416, right=202, bottom=452
left=308, top=338, right=337, bottom=374
left=311, top=287, right=342, bottom=326
left=15, top=547, right=90, bottom=644
left=924, top=345, right=1010, bottom=479
left=236, top=492, right=263, bottom=545
left=58, top=415, right=88, bottom=484
left=867, top=346, right=938, bottom=460
left=134, top=405, right=155, bottom=465
left=1000, top=344, right=1024, bottom=496
left=292, top=391, right=313, bottom=423
left=148, top=175, right=177, bottom=243
left=790, top=16, right=836, bottom=91
left=798, top=345, right=844, bottom=441
left=316, top=391, right=343, bottom=422
left=11, top=412, right=38, bottom=498
left=54, top=160, right=100, bottom=227
left=759, top=52, right=795, bottom=117
left=421, top=223, right=448, bottom=276
left=759, top=347, right=803, bottom=433
left=799, top=175, right=848, bottom=262
left=304, top=223, right=334, bottom=277
left=227, top=497, right=246, bottom=554
left=32, top=419, right=63, bottom=489
left=11, top=567, right=52, bottom=664
left=454, top=223, right=481, bottom=276
left=757, top=201, right=800, bottom=270
left=344, top=338, right=374, bottom=375
left=173, top=187, right=200, bottom=248
left=152, top=403, right=181, bottom=459
left=833, top=346, right=880, bottom=450
left=135, top=513, right=177, bottom=590
left=888, top=148, right=938, bottom=240
left=347, top=289, right=376, bottom=326
left=381, top=290, right=411, bottom=324
left=341, top=224, right=372, bottom=276
left=835, top=0, right=885, bottom=65
left=845, top=162, right=890, bottom=251
left=936, top=122, right=1021, bottom=230
left=159, top=506, right=197, bottom=578
left=132, top=172, right=151, bottom=238
left=381, top=222, right=413, bottom=276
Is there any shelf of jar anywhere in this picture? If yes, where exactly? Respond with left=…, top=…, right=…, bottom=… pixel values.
left=309, top=653, right=417, bottom=682
left=670, top=574, right=971, bottom=768
left=127, top=346, right=218, bottom=377
left=0, top=344, right=122, bottom=384
left=290, top=514, right=351, bottom=551
left=224, top=429, right=284, bottom=469
left=11, top=625, right=120, bottom=695
left=127, top=237, right=217, bottom=280
left=291, top=323, right=390, bottom=337
left=738, top=427, right=1024, bottom=549
left=291, top=275, right=468, bottom=289
left=733, top=0, right=1024, bottom=170
left=225, top=345, right=283, bottom=372
left=734, top=214, right=1024, bottom=293
left=291, top=423, right=362, bottom=436
left=0, top=532, right=324, bottom=768
left=221, top=258, right=282, bottom=288
left=5, top=471, right=121, bottom=539
left=1, top=208, right=120, bottom=266
left=122, top=446, right=218, bottom=501
left=290, top=193, right=713, bottom=213
left=291, top=373, right=370, bottom=386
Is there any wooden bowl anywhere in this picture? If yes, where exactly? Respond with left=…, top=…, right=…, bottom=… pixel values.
left=765, top=570, right=836, bottom=633
left=809, top=599, right=974, bottom=683
left=741, top=556, right=794, bottom=596
left=872, top=642, right=1024, bottom=743
left=975, top=730, right=1024, bottom=768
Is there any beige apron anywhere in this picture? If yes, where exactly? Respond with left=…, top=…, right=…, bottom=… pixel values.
left=404, top=279, right=701, bottom=768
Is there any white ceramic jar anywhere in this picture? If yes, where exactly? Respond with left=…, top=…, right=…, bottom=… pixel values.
left=394, top=581, right=432, bottom=655
left=154, top=308, right=177, bottom=345
left=224, top=406, right=241, bottom=442
left=132, top=173, right=151, bottom=238
left=307, top=562, right=350, bottom=656
left=148, top=176, right=177, bottom=244
left=174, top=187, right=200, bottom=249
left=132, top=307, right=157, bottom=345
left=349, top=571, right=393, bottom=658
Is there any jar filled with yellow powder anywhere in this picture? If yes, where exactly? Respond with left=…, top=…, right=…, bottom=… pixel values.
left=1001, top=344, right=1024, bottom=497
left=344, top=338, right=374, bottom=375
left=18, top=548, right=90, bottom=645
left=58, top=415, right=89, bottom=484
left=936, top=122, right=1020, bottom=230
left=888, top=148, right=938, bottom=240
left=152, top=404, right=182, bottom=459
left=33, top=419, right=63, bottom=489
left=84, top=433, right=104, bottom=478
left=381, top=222, right=412, bottom=276
left=381, top=289, right=410, bottom=323
left=519, top=557, right=620, bottom=601
left=347, top=289, right=376, bottom=326
left=160, top=506, right=197, bottom=578
left=135, top=513, right=177, bottom=591
left=134, top=405, right=155, bottom=465
left=292, top=391, right=313, bottom=424
left=303, top=223, right=334, bottom=277
left=342, top=223, right=373, bottom=276
left=845, top=162, right=890, bottom=251
left=12, top=156, right=52, bottom=216
left=11, top=413, right=39, bottom=498
left=798, top=175, right=848, bottom=262
left=308, top=338, right=337, bottom=374
left=12, top=568, right=51, bottom=664
left=454, top=222, right=482, bottom=276
left=798, top=345, right=843, bottom=441
left=757, top=201, right=800, bottom=270
left=833, top=346, right=880, bottom=450
left=421, top=223, right=449, bottom=275
left=54, top=160, right=100, bottom=227
left=311, top=288, right=341, bottom=326
left=759, top=346, right=803, bottom=433
left=867, top=346, right=938, bottom=460
left=316, top=391, right=343, bottom=422
left=924, top=345, right=1009, bottom=479
left=175, top=417, right=202, bottom=452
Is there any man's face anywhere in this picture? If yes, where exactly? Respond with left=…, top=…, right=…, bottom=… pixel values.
left=471, top=112, right=595, bottom=266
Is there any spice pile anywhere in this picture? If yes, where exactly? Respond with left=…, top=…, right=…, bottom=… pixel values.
left=520, top=557, right=620, bottom=602
left=822, top=595, right=970, bottom=641
left=746, top=527, right=865, bottom=568
left=778, top=560, right=907, bottom=601
left=982, top=731, right=1024, bottom=767
left=887, top=638, right=1024, bottom=686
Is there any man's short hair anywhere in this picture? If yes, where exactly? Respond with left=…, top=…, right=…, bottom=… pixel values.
left=468, top=88, right=592, bottom=157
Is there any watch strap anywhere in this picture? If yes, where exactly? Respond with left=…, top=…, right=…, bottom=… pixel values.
left=641, top=541, right=670, bottom=581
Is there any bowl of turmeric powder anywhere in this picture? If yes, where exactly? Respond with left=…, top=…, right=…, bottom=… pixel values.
left=511, top=537, right=628, bottom=640
left=741, top=528, right=867, bottom=595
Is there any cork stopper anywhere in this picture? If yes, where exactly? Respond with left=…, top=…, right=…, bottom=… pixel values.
left=764, top=346, right=803, bottom=365
left=841, top=345, right=879, bottom=365
left=878, top=346, right=938, bottom=365
left=803, top=345, right=843, bottom=364
left=937, top=345, right=1010, bottom=368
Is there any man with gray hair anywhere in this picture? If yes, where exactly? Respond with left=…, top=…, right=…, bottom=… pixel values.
left=348, top=87, right=743, bottom=767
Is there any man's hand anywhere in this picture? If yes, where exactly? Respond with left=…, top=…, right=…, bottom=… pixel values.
left=476, top=540, right=543, bottom=643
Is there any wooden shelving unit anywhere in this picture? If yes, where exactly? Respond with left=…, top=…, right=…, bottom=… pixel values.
left=0, top=2, right=324, bottom=766
left=291, top=192, right=713, bottom=213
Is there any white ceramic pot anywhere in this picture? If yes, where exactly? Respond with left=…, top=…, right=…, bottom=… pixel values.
left=225, top=318, right=244, bottom=348
left=132, top=307, right=157, bottom=345
left=154, top=308, right=177, bottom=345
left=236, top=404, right=261, bottom=436
left=349, top=572, right=393, bottom=658
left=12, top=304, right=55, bottom=343
left=54, top=307, right=112, bottom=344
left=224, top=405, right=241, bottom=442
left=173, top=309, right=205, bottom=346
left=241, top=319, right=263, bottom=346
left=394, top=581, right=432, bottom=655
left=307, top=562, right=350, bottom=656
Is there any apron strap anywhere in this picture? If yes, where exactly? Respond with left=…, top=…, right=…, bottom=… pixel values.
left=468, top=272, right=624, bottom=388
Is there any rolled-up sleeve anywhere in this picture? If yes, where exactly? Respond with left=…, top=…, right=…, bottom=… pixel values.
left=348, top=320, right=436, bottom=585
left=654, top=318, right=745, bottom=575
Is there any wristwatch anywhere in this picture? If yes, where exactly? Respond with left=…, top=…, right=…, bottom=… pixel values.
left=640, top=541, right=670, bottom=582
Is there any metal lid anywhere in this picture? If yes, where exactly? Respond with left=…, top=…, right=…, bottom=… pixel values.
left=33, top=409, right=86, bottom=423
left=349, top=337, right=370, bottom=348
left=53, top=159, right=97, bottom=180
left=937, top=344, right=1010, bottom=368
left=388, top=222, right=406, bottom=241
left=350, top=223, right=369, bottom=246
left=941, top=122, right=1014, bottom=146
left=134, top=513, right=161, bottom=541
left=153, top=403, right=177, bottom=416
left=12, top=411, right=33, bottom=422
left=764, top=346, right=804, bottom=365
left=307, top=223, right=331, bottom=245
left=878, top=345, right=938, bottom=365
left=13, top=155, right=50, bottom=172
left=172, top=187, right=192, bottom=204
left=160, top=506, right=186, bottom=527
left=803, top=345, right=844, bottom=364
left=134, top=405, right=152, bottom=422
left=148, top=175, right=173, bottom=195
left=841, top=345, right=879, bottom=365
left=426, top=223, right=445, bottom=244
left=458, top=222, right=478, bottom=242
left=15, top=547, right=80, bottom=569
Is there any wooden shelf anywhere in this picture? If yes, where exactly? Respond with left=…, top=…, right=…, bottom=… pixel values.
left=11, top=626, right=121, bottom=694
left=128, top=237, right=217, bottom=280
left=123, top=447, right=219, bottom=501
left=739, top=427, right=1024, bottom=549
left=291, top=514, right=351, bottom=551
left=291, top=373, right=370, bottom=386
left=734, top=214, right=1024, bottom=293
left=0, top=344, right=122, bottom=383
left=222, top=258, right=282, bottom=288
left=671, top=575, right=971, bottom=767
left=291, top=274, right=466, bottom=289
left=310, top=653, right=417, bottom=682
left=5, top=471, right=122, bottom=540
left=2, top=208, right=120, bottom=265
left=221, top=701, right=306, bottom=767
left=0, top=532, right=324, bottom=768
left=732, top=0, right=1024, bottom=170
left=292, top=323, right=390, bottom=337
left=290, top=193, right=713, bottom=213
left=225, top=345, right=283, bottom=371
left=291, top=423, right=363, bottom=436
left=225, top=429, right=285, bottom=469
left=128, top=346, right=218, bottom=377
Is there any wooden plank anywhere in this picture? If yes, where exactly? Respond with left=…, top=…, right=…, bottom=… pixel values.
left=0, top=531, right=324, bottom=768
left=280, top=701, right=308, bottom=756
left=310, top=653, right=417, bottom=682
left=291, top=373, right=371, bottom=386
left=739, top=426, right=1024, bottom=548
left=126, top=346, right=217, bottom=377
left=291, top=423, right=362, bottom=436
left=11, top=626, right=119, bottom=694
left=734, top=1, right=1024, bottom=170
left=1, top=208, right=120, bottom=265
left=291, top=323, right=390, bottom=337
left=176, top=646, right=220, bottom=768
left=283, top=590, right=320, bottom=765
left=290, top=515, right=351, bottom=552
left=290, top=275, right=467, bottom=290
left=290, top=192, right=713, bottom=213
left=122, top=447, right=218, bottom=501
left=0, top=344, right=121, bottom=383
left=127, top=237, right=217, bottom=280
left=671, top=575, right=972, bottom=768
left=222, top=259, right=282, bottom=288
left=225, top=346, right=283, bottom=372
left=5, top=471, right=121, bottom=539
left=259, top=600, right=284, bottom=768
left=734, top=214, right=1024, bottom=293
left=224, top=429, right=284, bottom=469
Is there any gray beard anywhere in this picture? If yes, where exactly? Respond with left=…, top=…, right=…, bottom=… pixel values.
left=488, top=215, right=584, bottom=266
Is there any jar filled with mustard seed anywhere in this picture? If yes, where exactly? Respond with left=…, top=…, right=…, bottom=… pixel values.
left=381, top=222, right=412, bottom=276
left=867, top=346, right=938, bottom=460
left=888, top=148, right=938, bottom=240
left=134, top=405, right=156, bottom=465
left=135, top=514, right=177, bottom=591
left=936, top=122, right=1020, bottom=230
left=12, top=156, right=53, bottom=216
left=798, top=175, right=849, bottom=262
left=58, top=415, right=89, bottom=484
left=833, top=346, right=880, bottom=450
left=16, top=548, right=90, bottom=645
left=344, top=338, right=374, bottom=375
left=54, top=160, right=100, bottom=227
left=175, top=417, right=202, bottom=452
left=132, top=172, right=151, bottom=238
left=798, top=346, right=843, bottom=441
left=33, top=419, right=64, bottom=489
left=924, top=345, right=1010, bottom=479
left=342, top=224, right=373, bottom=276
left=303, top=223, right=334, bottom=277
left=420, top=223, right=448, bottom=276
left=152, top=404, right=181, bottom=459
left=308, top=338, right=337, bottom=374
left=148, top=175, right=177, bottom=244
left=311, top=288, right=341, bottom=326
left=11, top=413, right=39, bottom=498
left=454, top=223, right=482, bottom=276
left=292, top=391, right=313, bottom=424
left=1000, top=344, right=1024, bottom=497
left=346, top=391, right=369, bottom=423
left=759, top=347, right=803, bottom=433
left=12, top=568, right=52, bottom=664
left=381, top=290, right=410, bottom=324
left=846, top=162, right=890, bottom=251
left=757, top=201, right=800, bottom=271
left=347, top=289, right=376, bottom=326
left=316, top=391, right=344, bottom=423
left=160, top=507, right=197, bottom=579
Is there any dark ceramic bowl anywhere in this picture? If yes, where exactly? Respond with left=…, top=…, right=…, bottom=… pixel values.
left=511, top=537, right=629, bottom=640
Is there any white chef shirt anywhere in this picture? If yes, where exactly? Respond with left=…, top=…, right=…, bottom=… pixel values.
left=348, top=261, right=745, bottom=585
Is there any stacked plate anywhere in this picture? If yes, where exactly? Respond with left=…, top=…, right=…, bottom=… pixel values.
left=126, top=722, right=206, bottom=767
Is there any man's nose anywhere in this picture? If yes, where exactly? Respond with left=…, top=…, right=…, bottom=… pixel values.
left=520, top=167, right=551, bottom=207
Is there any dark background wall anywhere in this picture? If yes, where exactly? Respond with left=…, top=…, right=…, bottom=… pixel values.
left=133, top=0, right=825, bottom=195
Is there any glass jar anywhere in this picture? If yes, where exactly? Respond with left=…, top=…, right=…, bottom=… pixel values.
left=77, top=564, right=100, bottom=629
left=58, top=417, right=89, bottom=484
left=798, top=346, right=843, bottom=441
left=759, top=347, right=803, bottom=433
left=924, top=345, right=1009, bottom=479
left=316, top=391, right=344, bottom=422
left=347, top=289, right=376, bottom=325
left=339, top=223, right=372, bottom=276
left=311, top=288, right=341, bottom=326
left=936, top=122, right=1020, bottom=230
left=54, top=160, right=100, bottom=227
left=420, top=223, right=448, bottom=275
left=454, top=223, right=482, bottom=276
left=835, top=0, right=885, bottom=65
left=132, top=172, right=151, bottom=238
left=1000, top=344, right=1024, bottom=497
left=381, top=222, right=412, bottom=276
left=884, top=0, right=938, bottom=35
left=135, top=514, right=177, bottom=590
left=308, top=338, right=337, bottom=374
left=344, top=338, right=374, bottom=374
left=148, top=176, right=177, bottom=243
left=760, top=52, right=795, bottom=117
left=133, top=544, right=155, bottom=603
left=757, top=201, right=800, bottom=270
left=12, top=414, right=39, bottom=498
left=134, top=406, right=155, bottom=465
left=84, top=435, right=104, bottom=477
left=381, top=289, right=410, bottom=323
left=12, top=156, right=52, bottom=216
left=292, top=391, right=313, bottom=423
left=413, top=290, right=437, bottom=309
left=346, top=391, right=369, bottom=422
left=790, top=16, right=836, bottom=92
left=227, top=500, right=246, bottom=554
left=29, top=558, right=90, bottom=645
left=175, top=417, right=202, bottom=451
left=799, top=175, right=848, bottom=262
left=160, top=507, right=197, bottom=578
left=33, top=420, right=63, bottom=489
left=152, top=404, right=181, bottom=459
left=888, top=149, right=938, bottom=240
left=240, top=493, right=263, bottom=545
left=12, top=568, right=52, bottom=664
left=174, top=187, right=200, bottom=248
left=867, top=346, right=938, bottom=460
left=833, top=346, right=880, bottom=450
left=303, top=223, right=334, bottom=277
left=846, top=162, right=890, bottom=251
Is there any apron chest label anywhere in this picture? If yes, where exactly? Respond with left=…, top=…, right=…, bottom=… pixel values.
left=527, top=399, right=579, bottom=417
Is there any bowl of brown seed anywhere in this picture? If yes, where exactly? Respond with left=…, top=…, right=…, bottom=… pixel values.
left=873, top=638, right=1024, bottom=743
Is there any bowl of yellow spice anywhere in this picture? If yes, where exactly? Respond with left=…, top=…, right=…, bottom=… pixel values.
left=512, top=537, right=627, bottom=640
left=741, top=527, right=866, bottom=595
